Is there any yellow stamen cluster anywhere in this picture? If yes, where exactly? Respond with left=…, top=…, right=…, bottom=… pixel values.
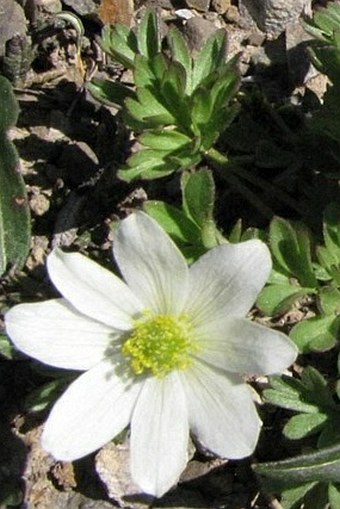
left=122, top=311, right=197, bottom=378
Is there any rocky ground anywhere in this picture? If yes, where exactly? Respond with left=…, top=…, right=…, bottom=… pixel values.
left=0, top=1, right=333, bottom=508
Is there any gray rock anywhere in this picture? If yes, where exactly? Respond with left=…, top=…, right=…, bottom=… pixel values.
left=286, top=20, right=316, bottom=85
left=39, top=0, right=63, bottom=13
left=0, top=0, right=27, bottom=57
left=95, top=442, right=154, bottom=508
left=184, top=17, right=221, bottom=53
left=239, top=0, right=312, bottom=39
left=185, top=0, right=211, bottom=12
left=62, top=0, right=101, bottom=17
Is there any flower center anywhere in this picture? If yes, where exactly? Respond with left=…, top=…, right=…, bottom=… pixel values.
left=122, top=311, right=197, bottom=378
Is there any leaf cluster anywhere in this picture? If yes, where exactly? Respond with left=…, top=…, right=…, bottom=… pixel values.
left=255, top=366, right=340, bottom=509
left=87, top=10, right=240, bottom=181
left=143, top=168, right=227, bottom=262
left=303, top=3, right=340, bottom=144
left=255, top=203, right=340, bottom=353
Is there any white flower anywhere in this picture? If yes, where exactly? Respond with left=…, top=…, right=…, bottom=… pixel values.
left=5, top=212, right=297, bottom=497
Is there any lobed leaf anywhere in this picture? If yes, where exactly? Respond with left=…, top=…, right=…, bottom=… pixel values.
left=86, top=78, right=135, bottom=107
left=167, top=28, right=192, bottom=93
left=290, top=314, right=339, bottom=353
left=137, top=9, right=161, bottom=59
left=100, top=23, right=137, bottom=69
left=269, top=217, right=317, bottom=288
left=192, top=29, right=228, bottom=90
left=256, top=283, right=310, bottom=316
left=254, top=443, right=340, bottom=490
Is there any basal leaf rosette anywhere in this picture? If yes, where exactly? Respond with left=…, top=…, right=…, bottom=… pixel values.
left=5, top=212, right=297, bottom=497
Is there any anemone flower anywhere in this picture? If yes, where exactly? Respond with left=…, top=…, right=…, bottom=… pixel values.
left=6, top=212, right=297, bottom=497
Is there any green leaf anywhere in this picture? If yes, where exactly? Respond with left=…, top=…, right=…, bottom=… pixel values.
left=280, top=482, right=318, bottom=509
left=191, top=86, right=214, bottom=131
left=87, top=78, right=135, bottom=107
left=269, top=217, right=317, bottom=288
left=228, top=219, right=243, bottom=243
left=181, top=169, right=220, bottom=249
left=143, top=200, right=201, bottom=244
left=313, top=262, right=333, bottom=282
left=329, top=482, right=340, bottom=509
left=137, top=9, right=160, bottom=59
left=119, top=148, right=178, bottom=182
left=303, top=3, right=340, bottom=42
left=25, top=377, right=72, bottom=412
left=283, top=412, right=328, bottom=440
left=208, top=59, right=240, bottom=114
left=100, top=23, right=138, bottom=69
left=191, top=61, right=240, bottom=149
left=264, top=367, right=334, bottom=414
left=323, top=202, right=340, bottom=262
left=167, top=149, right=202, bottom=171
left=200, top=103, right=240, bottom=150
left=192, top=29, right=228, bottom=90
left=267, top=268, right=291, bottom=285
left=167, top=27, right=192, bottom=93
left=310, top=81, right=340, bottom=141
left=241, top=227, right=265, bottom=241
left=254, top=444, right=340, bottom=490
left=150, top=53, right=169, bottom=82
left=133, top=54, right=158, bottom=88
left=264, top=384, right=320, bottom=414
left=126, top=89, right=175, bottom=128
left=302, top=483, right=329, bottom=509
left=0, top=334, right=16, bottom=359
left=181, top=169, right=215, bottom=228
left=319, top=286, right=340, bottom=315
left=316, top=245, right=340, bottom=286
left=160, top=61, right=190, bottom=127
left=256, top=283, right=310, bottom=316
left=301, top=366, right=335, bottom=408
left=139, top=130, right=192, bottom=151
left=0, top=76, right=31, bottom=275
left=290, top=314, right=339, bottom=353
left=318, top=418, right=340, bottom=449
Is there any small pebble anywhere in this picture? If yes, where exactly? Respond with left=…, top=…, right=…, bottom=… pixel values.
left=185, top=0, right=211, bottom=12
left=211, top=0, right=231, bottom=15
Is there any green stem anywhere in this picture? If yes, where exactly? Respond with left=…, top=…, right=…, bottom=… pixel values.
left=262, top=97, right=298, bottom=144
left=205, top=147, right=304, bottom=216
left=205, top=148, right=274, bottom=219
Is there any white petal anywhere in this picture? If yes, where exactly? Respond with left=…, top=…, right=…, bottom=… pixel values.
left=5, top=299, right=119, bottom=370
left=47, top=248, right=143, bottom=330
left=195, top=317, right=298, bottom=375
left=42, top=360, right=142, bottom=461
left=180, top=361, right=261, bottom=459
left=186, top=241, right=271, bottom=327
left=130, top=372, right=189, bottom=497
left=114, top=212, right=189, bottom=315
